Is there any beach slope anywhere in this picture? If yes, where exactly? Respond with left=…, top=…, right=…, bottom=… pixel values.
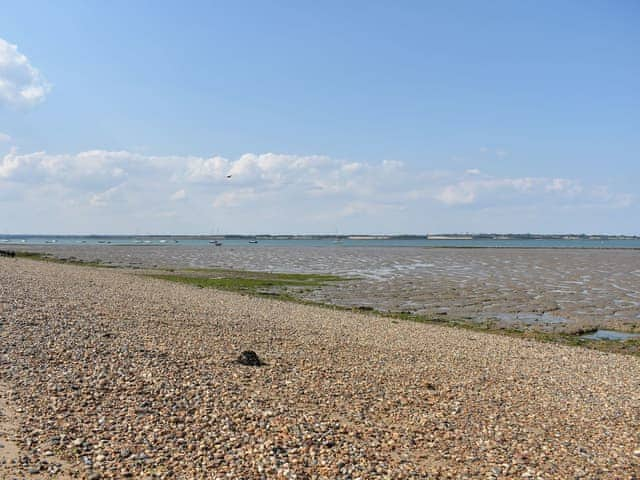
left=1, top=258, right=639, bottom=478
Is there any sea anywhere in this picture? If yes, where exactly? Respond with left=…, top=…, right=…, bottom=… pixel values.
left=1, top=235, right=639, bottom=249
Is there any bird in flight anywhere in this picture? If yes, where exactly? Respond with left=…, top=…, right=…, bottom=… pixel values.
left=226, top=174, right=232, bottom=178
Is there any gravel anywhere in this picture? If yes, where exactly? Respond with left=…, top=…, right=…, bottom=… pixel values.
left=13, top=244, right=640, bottom=334
left=1, top=257, right=640, bottom=478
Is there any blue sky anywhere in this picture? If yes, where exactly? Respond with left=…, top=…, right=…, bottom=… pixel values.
left=1, top=1, right=639, bottom=234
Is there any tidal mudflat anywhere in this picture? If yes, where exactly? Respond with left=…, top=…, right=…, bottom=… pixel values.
left=13, top=244, right=640, bottom=334
left=1, top=257, right=640, bottom=478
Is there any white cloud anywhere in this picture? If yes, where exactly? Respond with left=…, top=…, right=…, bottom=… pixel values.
left=225, top=153, right=334, bottom=187
left=338, top=201, right=404, bottom=218
left=156, top=210, right=177, bottom=218
left=436, top=183, right=476, bottom=205
left=545, top=178, right=582, bottom=195
left=185, top=155, right=230, bottom=182
left=89, top=184, right=123, bottom=207
left=0, top=38, right=51, bottom=107
left=0, top=132, right=10, bottom=143
left=591, top=186, right=633, bottom=208
left=185, top=153, right=336, bottom=188
left=212, top=188, right=258, bottom=208
left=170, top=189, right=187, bottom=201
left=434, top=176, right=585, bottom=206
left=0, top=148, right=634, bottom=233
left=0, top=149, right=139, bottom=188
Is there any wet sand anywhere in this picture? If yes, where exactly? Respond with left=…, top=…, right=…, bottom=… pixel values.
left=2, top=257, right=640, bottom=478
left=13, top=244, right=640, bottom=333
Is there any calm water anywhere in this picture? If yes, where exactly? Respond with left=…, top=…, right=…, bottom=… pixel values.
left=580, top=330, right=640, bottom=341
left=1, top=235, right=639, bottom=249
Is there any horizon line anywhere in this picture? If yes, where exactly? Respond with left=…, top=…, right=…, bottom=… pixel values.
left=2, top=232, right=640, bottom=238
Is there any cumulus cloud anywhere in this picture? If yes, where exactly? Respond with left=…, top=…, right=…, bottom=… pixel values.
left=212, top=188, right=258, bottom=208
left=170, top=189, right=187, bottom=201
left=186, top=153, right=335, bottom=190
left=436, top=183, right=477, bottom=205
left=434, top=176, right=584, bottom=206
left=89, top=184, right=123, bottom=207
left=545, top=178, right=582, bottom=195
left=0, top=149, right=137, bottom=188
left=338, top=201, right=405, bottom=218
left=185, top=155, right=230, bottom=183
left=591, top=186, right=634, bottom=208
left=0, top=132, right=10, bottom=143
left=0, top=148, right=635, bottom=233
left=0, top=38, right=51, bottom=107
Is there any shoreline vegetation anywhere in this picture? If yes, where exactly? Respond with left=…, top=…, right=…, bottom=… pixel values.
left=10, top=250, right=640, bottom=357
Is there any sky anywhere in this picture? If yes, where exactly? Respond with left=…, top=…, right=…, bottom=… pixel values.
left=1, top=1, right=639, bottom=235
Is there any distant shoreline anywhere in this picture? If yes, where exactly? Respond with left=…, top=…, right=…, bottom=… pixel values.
left=3, top=233, right=640, bottom=240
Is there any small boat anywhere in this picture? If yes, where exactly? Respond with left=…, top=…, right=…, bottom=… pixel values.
left=248, top=240, right=258, bottom=244
left=209, top=240, right=222, bottom=246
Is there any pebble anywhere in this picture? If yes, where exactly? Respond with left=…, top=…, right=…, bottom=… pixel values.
left=237, top=350, right=263, bottom=366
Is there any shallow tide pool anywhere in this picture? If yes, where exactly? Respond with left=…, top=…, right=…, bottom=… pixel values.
left=580, top=330, right=640, bottom=341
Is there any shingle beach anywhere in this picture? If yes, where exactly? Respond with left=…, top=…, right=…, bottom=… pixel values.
left=1, top=257, right=640, bottom=479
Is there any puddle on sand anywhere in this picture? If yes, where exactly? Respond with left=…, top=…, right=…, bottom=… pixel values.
left=580, top=330, right=640, bottom=341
